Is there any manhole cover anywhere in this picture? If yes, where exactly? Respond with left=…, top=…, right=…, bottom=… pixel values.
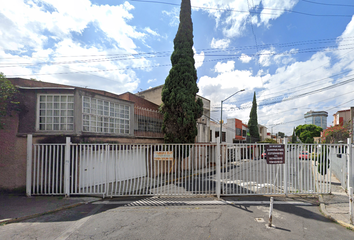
left=255, top=218, right=265, bottom=223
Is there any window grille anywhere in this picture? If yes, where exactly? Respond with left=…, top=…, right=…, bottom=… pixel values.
left=82, top=96, right=130, bottom=134
left=38, top=95, right=74, bottom=131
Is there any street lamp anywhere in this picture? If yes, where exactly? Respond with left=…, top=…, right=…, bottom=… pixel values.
left=220, top=89, right=245, bottom=143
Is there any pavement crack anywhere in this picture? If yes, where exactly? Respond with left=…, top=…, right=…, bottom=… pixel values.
left=207, top=211, right=222, bottom=235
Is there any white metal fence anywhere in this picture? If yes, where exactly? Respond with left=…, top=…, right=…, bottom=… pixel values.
left=26, top=135, right=346, bottom=197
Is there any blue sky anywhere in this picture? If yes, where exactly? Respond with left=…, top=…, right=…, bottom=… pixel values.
left=1, top=0, right=354, bottom=135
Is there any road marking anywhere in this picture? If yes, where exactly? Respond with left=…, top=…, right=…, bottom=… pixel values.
left=92, top=200, right=312, bottom=206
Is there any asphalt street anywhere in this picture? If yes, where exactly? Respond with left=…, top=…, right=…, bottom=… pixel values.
left=1, top=196, right=354, bottom=240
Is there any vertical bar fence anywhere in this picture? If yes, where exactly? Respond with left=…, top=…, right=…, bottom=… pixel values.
left=27, top=137, right=339, bottom=197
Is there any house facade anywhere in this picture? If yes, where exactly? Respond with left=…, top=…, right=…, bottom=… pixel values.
left=258, top=124, right=269, bottom=141
left=137, top=85, right=211, bottom=143
left=333, top=109, right=351, bottom=126
left=209, top=118, right=249, bottom=144
left=0, top=78, right=164, bottom=190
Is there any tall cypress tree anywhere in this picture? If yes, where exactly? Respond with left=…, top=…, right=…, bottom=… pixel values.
left=248, top=92, right=259, bottom=141
left=161, top=0, right=203, bottom=144
left=292, top=127, right=297, bottom=143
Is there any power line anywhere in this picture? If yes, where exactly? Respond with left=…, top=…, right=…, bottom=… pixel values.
left=211, top=75, right=354, bottom=112
left=232, top=48, right=354, bottom=104
left=212, top=69, right=354, bottom=110
left=4, top=36, right=354, bottom=60
left=3, top=45, right=354, bottom=73
left=268, top=97, right=354, bottom=127
left=128, top=0, right=354, bottom=17
left=258, top=90, right=354, bottom=118
left=301, top=0, right=354, bottom=7
left=2, top=36, right=353, bottom=64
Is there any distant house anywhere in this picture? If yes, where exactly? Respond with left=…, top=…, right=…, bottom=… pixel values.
left=0, top=78, right=164, bottom=190
left=333, top=109, right=353, bottom=127
left=258, top=124, right=269, bottom=142
left=209, top=118, right=249, bottom=144
left=137, top=85, right=211, bottom=143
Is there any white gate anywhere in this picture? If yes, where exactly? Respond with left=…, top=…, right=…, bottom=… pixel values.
left=221, top=143, right=333, bottom=195
left=26, top=135, right=347, bottom=197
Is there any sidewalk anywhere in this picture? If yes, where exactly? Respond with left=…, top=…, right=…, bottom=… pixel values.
left=319, top=174, right=354, bottom=230
left=1, top=178, right=353, bottom=230
left=0, top=194, right=100, bottom=224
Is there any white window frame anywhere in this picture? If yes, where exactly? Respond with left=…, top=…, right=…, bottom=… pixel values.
left=82, top=96, right=131, bottom=134
left=37, top=94, right=75, bottom=131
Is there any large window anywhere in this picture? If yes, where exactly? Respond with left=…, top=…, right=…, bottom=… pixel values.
left=38, top=94, right=74, bottom=131
left=38, top=95, right=74, bottom=131
left=82, top=96, right=130, bottom=134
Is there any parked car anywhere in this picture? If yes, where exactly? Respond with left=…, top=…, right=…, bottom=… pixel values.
left=299, top=151, right=309, bottom=160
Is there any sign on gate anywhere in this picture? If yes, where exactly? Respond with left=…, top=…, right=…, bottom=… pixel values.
left=154, top=151, right=173, bottom=161
left=265, top=144, right=285, bottom=164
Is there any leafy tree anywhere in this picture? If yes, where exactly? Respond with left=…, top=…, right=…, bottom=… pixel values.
left=0, top=73, right=20, bottom=129
left=321, top=123, right=351, bottom=143
left=248, top=92, right=259, bottom=141
left=294, top=124, right=322, bottom=143
left=278, top=132, right=285, bottom=138
left=161, top=0, right=203, bottom=144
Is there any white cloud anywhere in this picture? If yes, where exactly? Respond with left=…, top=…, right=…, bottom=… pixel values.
left=192, top=0, right=299, bottom=38
left=214, top=61, right=235, bottom=73
left=240, top=53, right=252, bottom=63
left=29, top=39, right=141, bottom=93
left=258, top=48, right=275, bottom=67
left=260, top=0, right=299, bottom=26
left=197, top=45, right=350, bottom=134
left=148, top=78, right=156, bottom=83
left=0, top=0, right=151, bottom=94
left=162, top=7, right=180, bottom=27
left=193, top=47, right=205, bottom=69
left=211, top=38, right=230, bottom=49
left=144, top=27, right=160, bottom=36
left=0, top=0, right=145, bottom=52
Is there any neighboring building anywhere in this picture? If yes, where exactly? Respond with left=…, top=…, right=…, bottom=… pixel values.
left=258, top=124, right=268, bottom=141
left=209, top=121, right=225, bottom=143
left=137, top=85, right=211, bottom=143
left=333, top=109, right=351, bottom=126
left=225, top=118, right=248, bottom=143
left=304, top=110, right=328, bottom=129
left=209, top=118, right=249, bottom=144
left=0, top=78, right=164, bottom=190
left=118, top=92, right=163, bottom=138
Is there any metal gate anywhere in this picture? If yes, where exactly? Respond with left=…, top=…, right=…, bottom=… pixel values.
left=26, top=135, right=342, bottom=197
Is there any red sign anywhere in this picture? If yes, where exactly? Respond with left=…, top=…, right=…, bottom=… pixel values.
left=265, top=144, right=285, bottom=164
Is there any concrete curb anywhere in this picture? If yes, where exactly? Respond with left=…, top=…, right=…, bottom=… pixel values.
left=0, top=199, right=101, bottom=225
left=319, top=194, right=354, bottom=231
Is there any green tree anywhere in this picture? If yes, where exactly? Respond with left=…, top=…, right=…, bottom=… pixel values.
left=161, top=0, right=203, bottom=144
left=0, top=73, right=20, bottom=129
left=294, top=124, right=322, bottom=143
left=247, top=92, right=259, bottom=141
left=278, top=132, right=285, bottom=138
left=321, top=123, right=350, bottom=143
